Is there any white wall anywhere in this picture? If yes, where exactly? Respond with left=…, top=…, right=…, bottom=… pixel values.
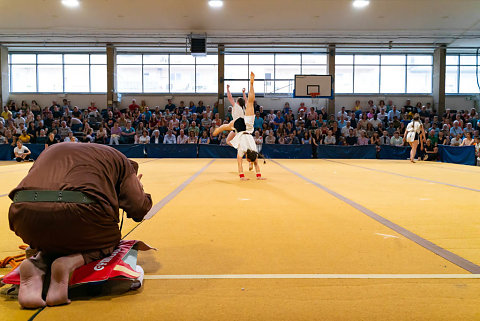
left=8, top=93, right=477, bottom=113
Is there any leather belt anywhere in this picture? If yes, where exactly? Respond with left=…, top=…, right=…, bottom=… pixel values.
left=13, top=190, right=95, bottom=204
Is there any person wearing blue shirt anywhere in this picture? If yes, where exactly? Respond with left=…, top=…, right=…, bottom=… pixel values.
left=449, top=121, right=463, bottom=138
left=273, top=111, right=285, bottom=130
left=142, top=107, right=152, bottom=122
left=254, top=111, right=264, bottom=130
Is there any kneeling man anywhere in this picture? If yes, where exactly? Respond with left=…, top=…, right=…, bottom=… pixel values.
left=8, top=143, right=152, bottom=308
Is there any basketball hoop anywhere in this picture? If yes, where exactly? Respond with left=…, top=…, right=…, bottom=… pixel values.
left=310, top=93, right=320, bottom=106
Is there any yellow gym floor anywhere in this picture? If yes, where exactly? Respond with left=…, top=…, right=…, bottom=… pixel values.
left=1, top=158, right=480, bottom=320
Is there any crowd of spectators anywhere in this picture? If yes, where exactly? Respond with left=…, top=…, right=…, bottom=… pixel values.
left=0, top=97, right=479, bottom=163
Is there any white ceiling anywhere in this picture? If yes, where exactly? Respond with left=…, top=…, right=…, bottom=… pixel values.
left=1, top=0, right=480, bottom=48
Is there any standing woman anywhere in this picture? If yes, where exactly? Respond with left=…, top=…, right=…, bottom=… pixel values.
left=404, top=113, right=426, bottom=163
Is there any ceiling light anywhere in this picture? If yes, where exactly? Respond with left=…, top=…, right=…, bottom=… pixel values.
left=61, top=0, right=80, bottom=8
left=352, top=0, right=370, bottom=8
left=208, top=0, right=223, bottom=8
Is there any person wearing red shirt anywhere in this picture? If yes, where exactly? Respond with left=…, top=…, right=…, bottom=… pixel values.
left=298, top=102, right=307, bottom=114
left=129, top=99, right=140, bottom=112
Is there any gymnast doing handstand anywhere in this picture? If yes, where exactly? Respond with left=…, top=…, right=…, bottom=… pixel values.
left=214, top=72, right=266, bottom=180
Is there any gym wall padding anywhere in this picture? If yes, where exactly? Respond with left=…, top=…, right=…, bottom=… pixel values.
left=110, top=144, right=146, bottom=158
left=198, top=145, right=237, bottom=158
left=145, top=144, right=198, bottom=158
left=438, top=145, right=476, bottom=166
left=262, top=144, right=312, bottom=159
left=379, top=145, right=411, bottom=160
left=317, top=145, right=377, bottom=159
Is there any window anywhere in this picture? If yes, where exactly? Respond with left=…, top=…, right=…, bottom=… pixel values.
left=335, top=54, right=432, bottom=94
left=9, top=53, right=107, bottom=93
left=116, top=54, right=218, bottom=93
left=446, top=54, right=480, bottom=94
left=224, top=53, right=327, bottom=94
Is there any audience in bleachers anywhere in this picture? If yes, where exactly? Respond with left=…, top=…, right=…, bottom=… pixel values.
left=0, top=98, right=479, bottom=163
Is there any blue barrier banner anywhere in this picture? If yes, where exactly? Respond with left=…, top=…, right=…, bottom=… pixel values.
left=262, top=144, right=312, bottom=159
left=145, top=144, right=197, bottom=158
left=317, top=145, right=376, bottom=159
left=24, top=144, right=45, bottom=160
left=198, top=144, right=237, bottom=158
left=379, top=145, right=411, bottom=160
left=0, top=144, right=13, bottom=160
left=438, top=145, right=476, bottom=166
left=110, top=144, right=146, bottom=158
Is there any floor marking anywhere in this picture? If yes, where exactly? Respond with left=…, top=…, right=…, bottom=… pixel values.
left=142, top=159, right=215, bottom=220
left=272, top=160, right=480, bottom=274
left=122, top=160, right=215, bottom=239
left=421, top=162, right=480, bottom=174
left=375, top=233, right=399, bottom=239
left=0, top=193, right=7, bottom=198
left=325, top=159, right=480, bottom=193
left=144, top=274, right=480, bottom=280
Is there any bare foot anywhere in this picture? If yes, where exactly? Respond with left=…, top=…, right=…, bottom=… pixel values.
left=18, top=259, right=46, bottom=309
left=46, top=254, right=84, bottom=307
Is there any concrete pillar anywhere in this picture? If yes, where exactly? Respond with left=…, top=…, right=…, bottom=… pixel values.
left=0, top=46, right=9, bottom=107
left=106, top=44, right=117, bottom=109
left=218, top=44, right=225, bottom=119
left=327, top=44, right=336, bottom=116
left=433, top=45, right=446, bottom=116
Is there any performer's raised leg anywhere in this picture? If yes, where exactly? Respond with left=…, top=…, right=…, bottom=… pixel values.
left=213, top=121, right=234, bottom=137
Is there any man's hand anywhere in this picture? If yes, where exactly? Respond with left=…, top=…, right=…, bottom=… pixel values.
left=227, top=84, right=230, bottom=90
left=256, top=177, right=266, bottom=180
left=242, top=88, right=246, bottom=94
left=240, top=177, right=249, bottom=181
left=250, top=72, right=255, bottom=83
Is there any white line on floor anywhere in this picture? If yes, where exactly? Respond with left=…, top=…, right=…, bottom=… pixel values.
left=143, top=274, right=480, bottom=280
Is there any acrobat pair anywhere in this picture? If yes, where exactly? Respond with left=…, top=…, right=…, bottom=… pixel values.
left=213, top=72, right=265, bottom=180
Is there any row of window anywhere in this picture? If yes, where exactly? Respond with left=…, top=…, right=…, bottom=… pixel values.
left=8, top=53, right=480, bottom=94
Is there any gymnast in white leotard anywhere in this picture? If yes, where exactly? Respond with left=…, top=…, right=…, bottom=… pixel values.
left=214, top=72, right=266, bottom=180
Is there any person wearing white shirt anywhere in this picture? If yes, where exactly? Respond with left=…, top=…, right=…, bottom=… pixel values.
left=14, top=141, right=32, bottom=162
left=390, top=131, right=404, bottom=146
left=177, top=129, right=188, bottom=144
left=369, top=115, right=382, bottom=129
left=337, top=107, right=349, bottom=120
left=138, top=130, right=151, bottom=144
left=14, top=114, right=25, bottom=127
left=163, top=130, right=176, bottom=144
left=324, top=130, right=336, bottom=145
left=377, top=109, right=388, bottom=122
left=450, top=133, right=463, bottom=146
left=341, top=122, right=352, bottom=137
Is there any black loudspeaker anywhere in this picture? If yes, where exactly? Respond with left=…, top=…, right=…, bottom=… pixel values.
left=189, top=34, right=207, bottom=56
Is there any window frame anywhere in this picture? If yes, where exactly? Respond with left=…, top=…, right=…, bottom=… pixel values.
left=335, top=53, right=433, bottom=95
left=116, top=53, right=218, bottom=94
left=8, top=52, right=107, bottom=94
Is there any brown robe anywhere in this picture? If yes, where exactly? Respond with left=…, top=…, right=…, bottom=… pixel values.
left=8, top=143, right=152, bottom=260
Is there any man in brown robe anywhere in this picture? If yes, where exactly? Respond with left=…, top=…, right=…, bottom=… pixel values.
left=8, top=143, right=152, bottom=308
